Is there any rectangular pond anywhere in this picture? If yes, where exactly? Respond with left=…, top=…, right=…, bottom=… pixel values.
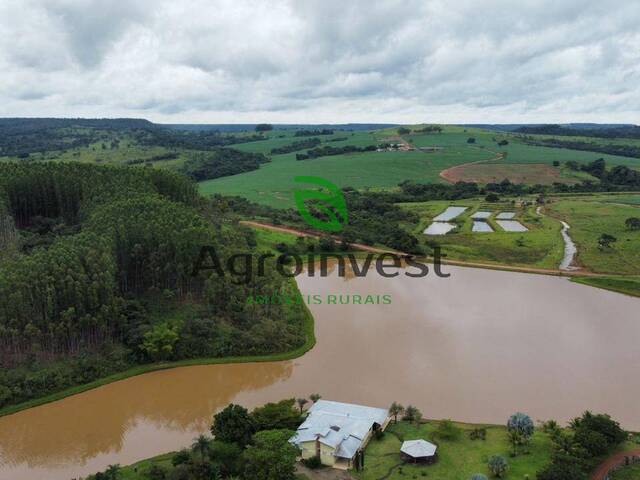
left=433, top=206, right=467, bottom=221
left=471, top=211, right=492, bottom=219
left=472, top=221, right=494, bottom=232
left=496, top=212, right=516, bottom=219
left=423, top=222, right=456, bottom=235
left=496, top=220, right=528, bottom=232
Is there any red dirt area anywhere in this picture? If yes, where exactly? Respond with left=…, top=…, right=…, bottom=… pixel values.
left=590, top=449, right=640, bottom=480
left=440, top=162, right=576, bottom=185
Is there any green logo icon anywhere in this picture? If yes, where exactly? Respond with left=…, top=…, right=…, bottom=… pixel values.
left=294, top=176, right=348, bottom=232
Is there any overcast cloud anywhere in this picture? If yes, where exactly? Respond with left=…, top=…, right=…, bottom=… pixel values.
left=0, top=0, right=639, bottom=123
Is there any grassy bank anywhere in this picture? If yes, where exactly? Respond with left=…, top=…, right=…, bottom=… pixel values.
left=0, top=298, right=316, bottom=419
left=572, top=276, right=640, bottom=298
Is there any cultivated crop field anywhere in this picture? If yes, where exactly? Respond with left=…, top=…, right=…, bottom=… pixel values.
left=199, top=126, right=640, bottom=209
left=440, top=162, right=588, bottom=185
left=200, top=130, right=492, bottom=208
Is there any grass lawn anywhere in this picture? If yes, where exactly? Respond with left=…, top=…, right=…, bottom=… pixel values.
left=545, top=197, right=640, bottom=275
left=354, top=420, right=553, bottom=480
left=400, top=198, right=564, bottom=269
left=611, top=463, right=640, bottom=479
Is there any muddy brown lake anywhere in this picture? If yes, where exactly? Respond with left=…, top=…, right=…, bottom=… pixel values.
left=1, top=265, right=639, bottom=480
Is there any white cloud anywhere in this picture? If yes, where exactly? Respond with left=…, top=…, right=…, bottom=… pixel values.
left=0, top=0, right=638, bottom=123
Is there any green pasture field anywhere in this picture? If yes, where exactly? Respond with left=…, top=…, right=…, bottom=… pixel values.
left=400, top=198, right=564, bottom=268
left=545, top=196, right=640, bottom=275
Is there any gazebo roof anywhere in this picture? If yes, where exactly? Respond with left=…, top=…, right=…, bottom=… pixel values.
left=400, top=439, right=437, bottom=458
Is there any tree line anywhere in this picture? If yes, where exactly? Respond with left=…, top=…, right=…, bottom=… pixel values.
left=180, top=149, right=269, bottom=181
left=270, top=137, right=321, bottom=154
left=295, top=144, right=377, bottom=160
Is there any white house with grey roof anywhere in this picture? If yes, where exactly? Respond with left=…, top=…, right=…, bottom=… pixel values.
left=289, top=400, right=390, bottom=469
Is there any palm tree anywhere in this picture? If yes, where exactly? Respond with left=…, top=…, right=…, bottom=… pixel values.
left=309, top=393, right=321, bottom=403
left=105, top=464, right=121, bottom=480
left=389, top=402, right=404, bottom=423
left=192, top=434, right=211, bottom=461
left=296, top=398, right=309, bottom=413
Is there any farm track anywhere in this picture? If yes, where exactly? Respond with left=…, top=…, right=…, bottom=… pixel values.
left=240, top=221, right=608, bottom=278
left=438, top=150, right=505, bottom=183
left=590, top=448, right=640, bottom=480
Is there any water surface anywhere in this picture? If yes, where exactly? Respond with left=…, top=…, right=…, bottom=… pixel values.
left=496, top=220, right=528, bottom=232
left=423, top=222, right=456, bottom=235
left=559, top=221, right=578, bottom=271
left=472, top=221, right=494, bottom=232
left=1, top=265, right=639, bottom=480
left=434, top=206, right=467, bottom=221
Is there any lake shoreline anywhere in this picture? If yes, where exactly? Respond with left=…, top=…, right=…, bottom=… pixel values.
left=0, top=302, right=316, bottom=420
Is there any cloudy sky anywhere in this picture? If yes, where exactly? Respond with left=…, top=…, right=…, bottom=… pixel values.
left=0, top=0, right=639, bottom=124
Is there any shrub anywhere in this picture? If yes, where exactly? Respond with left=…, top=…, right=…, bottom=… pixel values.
left=171, top=449, right=191, bottom=466
left=302, top=455, right=323, bottom=469
left=435, top=419, right=462, bottom=441
left=488, top=455, right=508, bottom=478
left=536, top=458, right=584, bottom=480
left=145, top=463, right=168, bottom=480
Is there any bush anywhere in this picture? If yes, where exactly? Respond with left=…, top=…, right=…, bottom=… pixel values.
left=536, top=457, right=584, bottom=480
left=488, top=455, right=508, bottom=478
left=302, top=455, right=323, bottom=469
left=171, top=449, right=191, bottom=466
left=469, top=428, right=487, bottom=440
left=435, top=419, right=462, bottom=441
left=485, top=193, right=500, bottom=202
left=145, top=463, right=168, bottom=480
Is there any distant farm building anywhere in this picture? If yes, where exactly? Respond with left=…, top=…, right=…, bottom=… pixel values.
left=400, top=439, right=438, bottom=464
left=289, top=400, right=390, bottom=469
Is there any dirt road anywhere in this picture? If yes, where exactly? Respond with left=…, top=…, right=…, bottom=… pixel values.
left=590, top=449, right=640, bottom=480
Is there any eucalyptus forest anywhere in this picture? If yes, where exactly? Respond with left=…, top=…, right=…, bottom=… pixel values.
left=0, top=162, right=308, bottom=409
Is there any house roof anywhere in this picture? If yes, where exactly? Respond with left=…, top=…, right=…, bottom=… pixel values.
left=290, top=400, right=389, bottom=460
left=400, top=439, right=437, bottom=458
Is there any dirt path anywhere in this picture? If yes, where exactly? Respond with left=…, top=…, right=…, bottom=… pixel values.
left=240, top=220, right=607, bottom=278
left=590, top=448, right=640, bottom=480
left=439, top=150, right=504, bottom=184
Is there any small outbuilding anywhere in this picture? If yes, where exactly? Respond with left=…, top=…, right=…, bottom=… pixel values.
left=400, top=439, right=438, bottom=464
